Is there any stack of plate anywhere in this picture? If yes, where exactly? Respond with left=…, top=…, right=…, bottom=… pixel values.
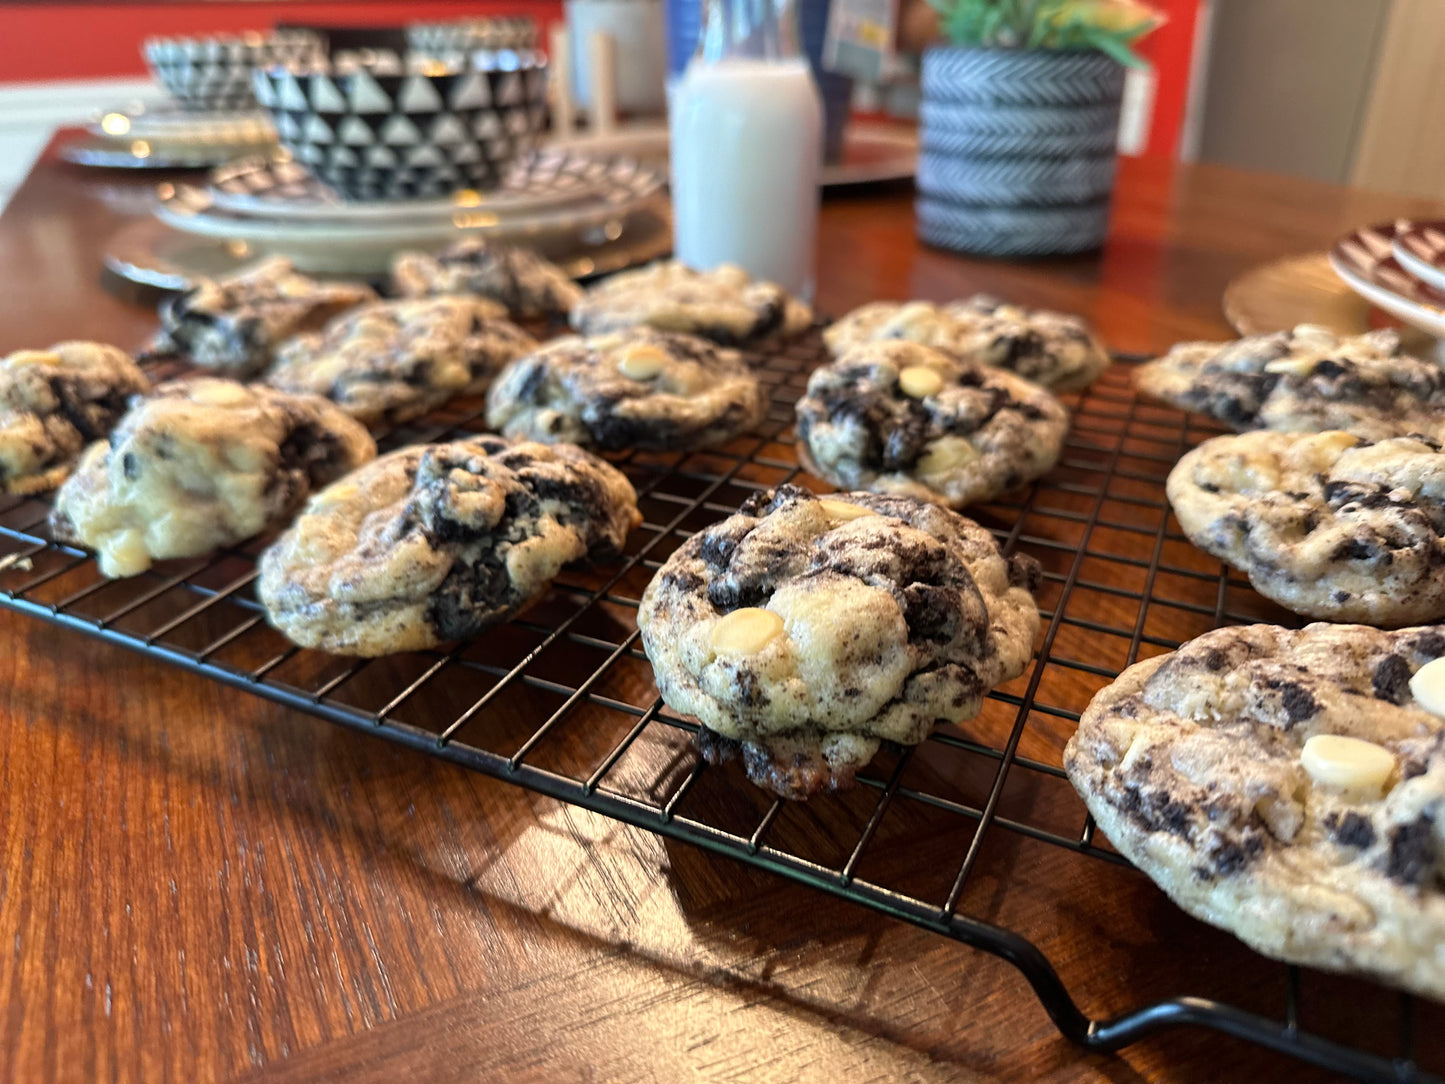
left=63, top=100, right=279, bottom=170
left=109, top=147, right=670, bottom=287
left=1329, top=220, right=1445, bottom=339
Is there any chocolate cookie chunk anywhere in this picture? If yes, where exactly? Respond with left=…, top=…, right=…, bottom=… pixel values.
left=258, top=436, right=641, bottom=656
left=1065, top=622, right=1445, bottom=1001
left=150, top=257, right=376, bottom=377
left=1167, top=430, right=1445, bottom=625
left=569, top=260, right=813, bottom=347
left=1136, top=324, right=1445, bottom=439
left=638, top=485, right=1040, bottom=798
left=391, top=240, right=584, bottom=320
left=0, top=342, right=148, bottom=495
left=50, top=379, right=375, bottom=577
left=486, top=328, right=767, bottom=452
left=264, top=296, right=537, bottom=426
left=795, top=340, right=1069, bottom=509
left=824, top=295, right=1109, bottom=392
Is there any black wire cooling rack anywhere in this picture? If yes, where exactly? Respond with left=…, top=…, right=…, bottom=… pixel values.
left=0, top=333, right=1440, bottom=1082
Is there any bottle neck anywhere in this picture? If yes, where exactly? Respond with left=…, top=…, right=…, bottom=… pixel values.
left=697, top=0, right=803, bottom=62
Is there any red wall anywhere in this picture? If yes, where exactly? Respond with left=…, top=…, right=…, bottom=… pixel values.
left=1136, top=0, right=1204, bottom=159
left=0, top=2, right=563, bottom=83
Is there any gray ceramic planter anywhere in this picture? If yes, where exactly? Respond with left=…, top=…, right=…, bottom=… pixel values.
left=916, top=47, right=1125, bottom=257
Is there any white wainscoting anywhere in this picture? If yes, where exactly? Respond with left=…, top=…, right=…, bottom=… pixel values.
left=0, top=77, right=166, bottom=210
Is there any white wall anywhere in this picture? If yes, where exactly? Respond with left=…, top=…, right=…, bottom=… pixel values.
left=0, top=78, right=165, bottom=210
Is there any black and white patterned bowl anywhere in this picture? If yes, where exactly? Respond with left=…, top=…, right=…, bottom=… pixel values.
left=143, top=30, right=325, bottom=112
left=406, top=18, right=538, bottom=55
left=252, top=51, right=549, bottom=201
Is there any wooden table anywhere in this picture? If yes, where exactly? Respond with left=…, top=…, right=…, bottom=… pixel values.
left=2, top=133, right=1443, bottom=1083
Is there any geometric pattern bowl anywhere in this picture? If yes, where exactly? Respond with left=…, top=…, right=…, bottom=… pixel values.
left=144, top=30, right=325, bottom=112
left=252, top=52, right=549, bottom=200
left=406, top=17, right=538, bottom=54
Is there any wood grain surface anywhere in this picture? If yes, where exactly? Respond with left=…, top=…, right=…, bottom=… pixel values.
left=2, top=132, right=1444, bottom=1083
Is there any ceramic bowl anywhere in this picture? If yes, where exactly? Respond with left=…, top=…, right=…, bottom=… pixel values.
left=406, top=18, right=538, bottom=54
left=143, top=30, right=324, bottom=112
left=252, top=51, right=550, bottom=200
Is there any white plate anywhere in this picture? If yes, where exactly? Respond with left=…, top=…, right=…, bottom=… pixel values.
left=88, top=102, right=275, bottom=148
left=1329, top=220, right=1445, bottom=340
left=1391, top=220, right=1445, bottom=295
left=62, top=136, right=273, bottom=170
left=155, top=179, right=669, bottom=274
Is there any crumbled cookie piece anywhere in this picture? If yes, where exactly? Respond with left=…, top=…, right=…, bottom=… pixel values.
left=391, top=240, right=583, bottom=320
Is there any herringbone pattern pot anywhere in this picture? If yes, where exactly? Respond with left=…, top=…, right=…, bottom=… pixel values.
left=916, top=47, right=1124, bottom=257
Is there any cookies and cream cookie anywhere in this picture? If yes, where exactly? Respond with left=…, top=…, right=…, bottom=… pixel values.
left=258, top=436, right=641, bottom=656
left=1167, top=430, right=1445, bottom=625
left=264, top=296, right=537, bottom=426
left=390, top=240, right=584, bottom=320
left=0, top=341, right=148, bottom=495
left=795, top=340, right=1069, bottom=509
left=486, top=329, right=767, bottom=451
left=1136, top=325, right=1445, bottom=439
left=824, top=295, right=1110, bottom=392
left=150, top=256, right=376, bottom=377
left=1065, top=622, right=1445, bottom=1001
left=50, top=379, right=375, bottom=578
left=638, top=484, right=1041, bottom=799
left=569, top=260, right=813, bottom=347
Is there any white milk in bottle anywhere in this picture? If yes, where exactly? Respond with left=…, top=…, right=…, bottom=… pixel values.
left=669, top=0, right=823, bottom=297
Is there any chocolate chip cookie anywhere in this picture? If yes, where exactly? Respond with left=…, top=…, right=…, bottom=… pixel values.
left=795, top=341, right=1069, bottom=509
left=264, top=296, right=537, bottom=427
left=1136, top=325, right=1445, bottom=439
left=391, top=240, right=584, bottom=320
left=824, top=295, right=1110, bottom=392
left=638, top=484, right=1041, bottom=799
left=258, top=436, right=641, bottom=656
left=486, top=329, right=767, bottom=451
left=1065, top=622, right=1445, bottom=1001
left=1167, top=430, right=1445, bottom=626
left=150, top=256, right=376, bottom=377
left=0, top=342, right=148, bottom=495
left=51, top=379, right=375, bottom=577
left=569, top=261, right=813, bottom=347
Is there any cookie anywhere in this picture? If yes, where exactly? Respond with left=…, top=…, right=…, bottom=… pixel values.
left=50, top=379, right=375, bottom=578
left=795, top=340, right=1069, bottom=509
left=0, top=342, right=148, bottom=495
left=1064, top=622, right=1445, bottom=1001
left=486, top=329, right=768, bottom=451
left=258, top=436, right=641, bottom=656
left=824, top=295, right=1110, bottom=392
left=264, top=296, right=537, bottom=426
left=1167, top=430, right=1445, bottom=626
left=150, top=256, right=376, bottom=377
left=569, top=261, right=813, bottom=347
left=390, top=240, right=584, bottom=320
left=638, top=484, right=1041, bottom=799
left=1136, top=324, right=1445, bottom=439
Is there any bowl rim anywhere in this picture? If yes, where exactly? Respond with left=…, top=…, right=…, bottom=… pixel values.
left=252, top=47, right=549, bottom=80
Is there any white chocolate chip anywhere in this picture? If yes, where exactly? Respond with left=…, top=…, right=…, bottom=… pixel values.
left=1263, top=355, right=1321, bottom=376
left=5, top=350, right=62, bottom=368
left=710, top=607, right=785, bottom=655
left=188, top=381, right=252, bottom=406
left=1409, top=656, right=1445, bottom=717
left=818, top=498, right=877, bottom=522
left=1301, top=734, right=1396, bottom=795
left=898, top=365, right=944, bottom=399
left=916, top=436, right=979, bottom=478
left=617, top=345, right=668, bottom=380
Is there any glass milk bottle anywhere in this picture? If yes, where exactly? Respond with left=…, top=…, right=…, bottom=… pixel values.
left=669, top=0, right=824, bottom=297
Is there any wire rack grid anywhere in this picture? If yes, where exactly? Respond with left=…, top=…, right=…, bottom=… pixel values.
left=0, top=333, right=1439, bottom=1083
